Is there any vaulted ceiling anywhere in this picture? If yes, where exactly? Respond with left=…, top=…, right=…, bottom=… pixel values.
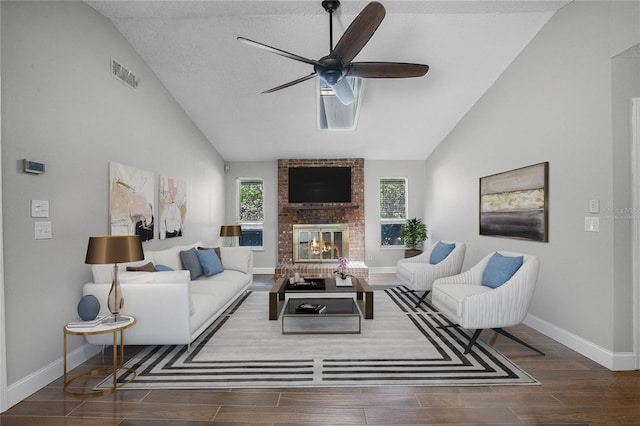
left=86, top=0, right=570, bottom=161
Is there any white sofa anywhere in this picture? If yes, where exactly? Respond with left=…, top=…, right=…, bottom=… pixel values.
left=83, top=242, right=253, bottom=348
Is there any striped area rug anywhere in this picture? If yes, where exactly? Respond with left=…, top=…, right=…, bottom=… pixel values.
left=96, top=287, right=538, bottom=389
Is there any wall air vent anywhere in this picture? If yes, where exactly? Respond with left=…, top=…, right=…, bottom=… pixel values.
left=110, top=57, right=138, bottom=89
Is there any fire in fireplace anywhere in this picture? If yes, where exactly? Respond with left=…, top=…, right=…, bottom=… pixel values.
left=293, top=224, right=349, bottom=263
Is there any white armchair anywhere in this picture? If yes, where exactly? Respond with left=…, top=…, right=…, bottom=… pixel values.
left=431, top=251, right=543, bottom=355
left=396, top=241, right=466, bottom=307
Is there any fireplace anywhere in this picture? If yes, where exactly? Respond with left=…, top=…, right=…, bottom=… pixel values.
left=293, top=224, right=349, bottom=263
left=276, top=158, right=367, bottom=278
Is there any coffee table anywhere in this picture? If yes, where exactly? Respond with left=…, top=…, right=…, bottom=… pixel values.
left=269, top=276, right=373, bottom=320
left=282, top=297, right=361, bottom=334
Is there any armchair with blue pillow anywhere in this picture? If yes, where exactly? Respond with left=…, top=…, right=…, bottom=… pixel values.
left=396, top=241, right=466, bottom=308
left=431, top=251, right=544, bottom=355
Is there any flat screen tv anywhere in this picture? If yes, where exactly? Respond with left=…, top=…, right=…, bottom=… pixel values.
left=288, top=167, right=351, bottom=203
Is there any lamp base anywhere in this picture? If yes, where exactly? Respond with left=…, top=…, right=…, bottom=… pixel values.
left=101, top=314, right=131, bottom=325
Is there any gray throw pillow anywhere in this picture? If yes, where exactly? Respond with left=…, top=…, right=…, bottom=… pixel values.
left=180, top=248, right=203, bottom=280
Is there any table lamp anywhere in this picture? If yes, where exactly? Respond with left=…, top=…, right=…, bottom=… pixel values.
left=220, top=225, right=242, bottom=246
left=85, top=235, right=144, bottom=324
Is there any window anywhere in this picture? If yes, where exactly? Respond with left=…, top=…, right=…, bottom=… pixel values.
left=237, top=178, right=264, bottom=248
left=380, top=177, right=407, bottom=246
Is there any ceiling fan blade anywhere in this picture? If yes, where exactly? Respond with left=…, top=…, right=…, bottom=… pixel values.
left=330, top=2, right=385, bottom=65
left=238, top=37, right=323, bottom=67
left=262, top=73, right=318, bottom=94
left=329, top=76, right=356, bottom=105
left=347, top=62, right=429, bottom=78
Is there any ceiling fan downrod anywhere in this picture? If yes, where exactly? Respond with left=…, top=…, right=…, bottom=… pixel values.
left=322, top=0, right=340, bottom=53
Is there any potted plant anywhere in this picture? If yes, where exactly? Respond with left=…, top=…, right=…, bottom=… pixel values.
left=401, top=218, right=428, bottom=258
left=333, top=257, right=352, bottom=287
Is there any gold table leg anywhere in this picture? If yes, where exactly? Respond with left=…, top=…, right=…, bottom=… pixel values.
left=63, top=321, right=137, bottom=396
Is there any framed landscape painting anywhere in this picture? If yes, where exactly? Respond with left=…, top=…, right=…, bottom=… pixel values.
left=479, top=162, right=549, bottom=242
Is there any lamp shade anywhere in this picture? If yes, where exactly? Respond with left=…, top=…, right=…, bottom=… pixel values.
left=85, top=235, right=144, bottom=264
left=219, top=225, right=242, bottom=237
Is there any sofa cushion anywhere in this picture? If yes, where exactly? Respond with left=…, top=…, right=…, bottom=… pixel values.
left=481, top=252, right=523, bottom=288
left=180, top=248, right=203, bottom=280
left=190, top=272, right=249, bottom=297
left=219, top=247, right=252, bottom=273
left=195, top=249, right=224, bottom=276
left=198, top=246, right=221, bottom=259
left=430, top=242, right=455, bottom=265
left=193, top=269, right=251, bottom=289
left=119, top=270, right=190, bottom=284
left=126, top=262, right=155, bottom=272
left=91, top=255, right=153, bottom=283
left=155, top=264, right=174, bottom=272
left=433, top=283, right=492, bottom=317
left=151, top=246, right=183, bottom=271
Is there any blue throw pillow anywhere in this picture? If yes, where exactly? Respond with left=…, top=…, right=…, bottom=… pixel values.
left=429, top=242, right=456, bottom=265
left=481, top=252, right=524, bottom=288
left=155, top=264, right=174, bottom=272
left=180, top=248, right=204, bottom=280
left=195, top=248, right=224, bottom=276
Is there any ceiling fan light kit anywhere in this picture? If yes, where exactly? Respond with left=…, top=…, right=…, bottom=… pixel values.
left=318, top=77, right=364, bottom=130
left=237, top=1, right=428, bottom=107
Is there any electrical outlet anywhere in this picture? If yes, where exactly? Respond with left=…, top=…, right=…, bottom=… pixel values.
left=585, top=216, right=599, bottom=232
left=588, top=199, right=600, bottom=214
left=35, top=222, right=52, bottom=239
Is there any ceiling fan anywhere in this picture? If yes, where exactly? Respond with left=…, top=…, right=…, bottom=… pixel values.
left=237, top=1, right=429, bottom=105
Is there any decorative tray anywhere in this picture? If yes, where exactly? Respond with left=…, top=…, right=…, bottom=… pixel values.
left=285, top=278, right=326, bottom=291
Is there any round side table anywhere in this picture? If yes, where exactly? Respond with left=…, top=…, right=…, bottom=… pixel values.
left=63, top=315, right=137, bottom=396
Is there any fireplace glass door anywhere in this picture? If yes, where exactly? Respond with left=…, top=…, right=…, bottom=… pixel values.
left=293, top=225, right=349, bottom=263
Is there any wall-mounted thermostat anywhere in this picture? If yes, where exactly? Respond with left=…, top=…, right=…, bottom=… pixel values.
left=23, top=159, right=45, bottom=174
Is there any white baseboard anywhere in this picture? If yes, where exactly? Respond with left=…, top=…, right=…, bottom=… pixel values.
left=253, top=267, right=275, bottom=275
left=524, top=313, right=636, bottom=371
left=7, top=343, right=101, bottom=409
left=368, top=266, right=397, bottom=274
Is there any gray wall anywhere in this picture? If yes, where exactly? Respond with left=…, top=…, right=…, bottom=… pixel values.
left=223, top=161, right=278, bottom=270
left=612, top=49, right=640, bottom=353
left=1, top=0, right=225, bottom=393
left=224, top=160, right=427, bottom=272
left=364, top=160, right=426, bottom=269
left=424, top=1, right=640, bottom=354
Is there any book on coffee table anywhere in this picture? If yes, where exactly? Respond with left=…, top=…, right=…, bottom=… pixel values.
left=295, top=303, right=327, bottom=314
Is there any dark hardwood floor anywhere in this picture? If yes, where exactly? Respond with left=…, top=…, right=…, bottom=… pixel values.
left=3, top=274, right=640, bottom=425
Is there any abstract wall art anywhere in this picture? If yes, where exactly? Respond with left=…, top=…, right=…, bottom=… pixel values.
left=109, top=162, right=155, bottom=241
left=479, top=162, right=549, bottom=242
left=159, top=175, right=187, bottom=239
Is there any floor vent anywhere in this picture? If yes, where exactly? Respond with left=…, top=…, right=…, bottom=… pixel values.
left=111, top=57, right=138, bottom=89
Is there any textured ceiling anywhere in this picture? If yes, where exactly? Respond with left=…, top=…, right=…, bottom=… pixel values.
left=87, top=0, right=570, bottom=161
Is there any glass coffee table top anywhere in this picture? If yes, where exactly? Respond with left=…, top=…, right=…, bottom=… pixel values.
left=281, top=297, right=361, bottom=334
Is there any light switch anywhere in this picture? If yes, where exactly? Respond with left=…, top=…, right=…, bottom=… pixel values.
left=585, top=216, right=599, bottom=232
left=35, top=222, right=52, bottom=239
left=31, top=200, right=49, bottom=218
left=588, top=199, right=600, bottom=214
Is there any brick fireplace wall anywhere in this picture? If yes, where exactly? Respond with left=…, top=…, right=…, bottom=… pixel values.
left=277, top=158, right=365, bottom=266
